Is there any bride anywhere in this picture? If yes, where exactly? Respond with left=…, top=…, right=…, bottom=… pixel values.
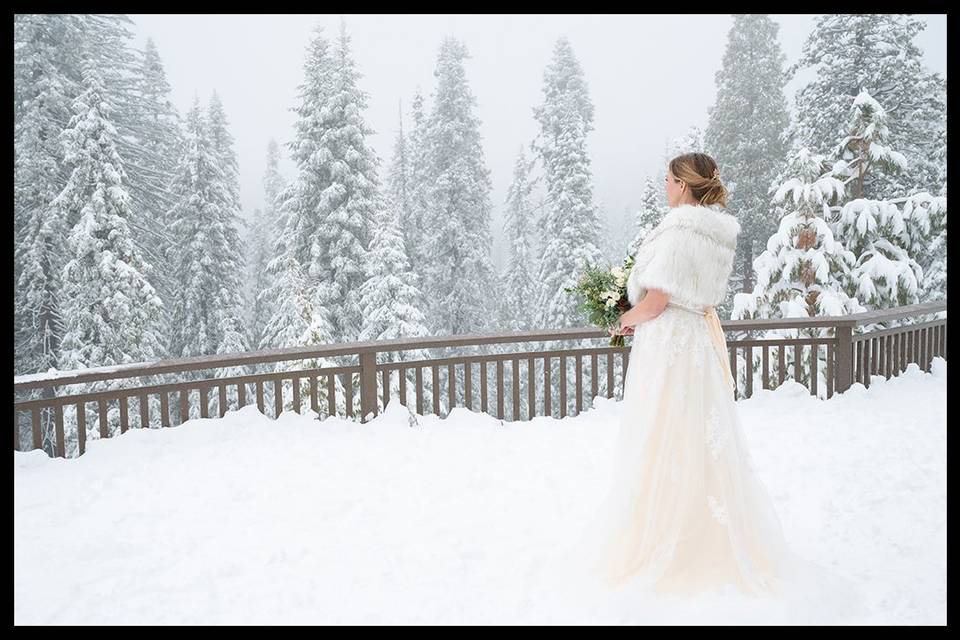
left=583, top=152, right=797, bottom=598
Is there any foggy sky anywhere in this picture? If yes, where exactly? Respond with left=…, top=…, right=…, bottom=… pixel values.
left=126, top=14, right=947, bottom=266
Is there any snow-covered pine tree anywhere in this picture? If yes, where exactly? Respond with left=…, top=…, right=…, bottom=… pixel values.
left=165, top=96, right=250, bottom=375
left=244, top=207, right=268, bottom=348
left=666, top=125, right=705, bottom=159
left=284, top=22, right=379, bottom=353
left=387, top=102, right=415, bottom=267
left=248, top=140, right=287, bottom=350
left=830, top=90, right=909, bottom=201
left=532, top=37, right=604, bottom=331
left=731, top=145, right=866, bottom=398
left=420, top=38, right=499, bottom=339
left=530, top=36, right=606, bottom=419
left=52, top=60, right=167, bottom=454
left=500, top=148, right=539, bottom=334
left=901, top=193, right=947, bottom=304
left=705, top=14, right=791, bottom=317
left=203, top=91, right=251, bottom=373
left=313, top=21, right=380, bottom=346
left=403, top=89, right=430, bottom=301
left=259, top=26, right=340, bottom=416
left=13, top=15, right=80, bottom=381
left=357, top=198, right=432, bottom=412
left=14, top=15, right=116, bottom=449
left=122, top=36, right=183, bottom=334
left=788, top=14, right=946, bottom=199
left=653, top=124, right=705, bottom=191
left=627, top=176, right=667, bottom=258
left=828, top=90, right=926, bottom=314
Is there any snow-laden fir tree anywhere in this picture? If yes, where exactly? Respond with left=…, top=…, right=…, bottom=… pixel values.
left=260, top=25, right=340, bottom=414
left=420, top=38, right=499, bottom=339
left=627, top=176, right=667, bottom=258
left=52, top=60, right=167, bottom=454
left=13, top=15, right=74, bottom=447
left=530, top=36, right=606, bottom=418
left=165, top=96, right=250, bottom=369
left=666, top=125, right=705, bottom=159
left=244, top=207, right=268, bottom=347
left=788, top=14, right=946, bottom=198
left=705, top=14, right=791, bottom=314
left=499, top=148, right=539, bottom=334
left=532, top=37, right=603, bottom=331
left=900, top=193, right=947, bottom=304
left=284, top=22, right=379, bottom=351
left=248, top=140, right=288, bottom=350
left=266, top=22, right=385, bottom=417
left=13, top=15, right=81, bottom=381
left=122, top=36, right=183, bottom=330
left=653, top=124, right=705, bottom=188
left=828, top=91, right=947, bottom=312
left=403, top=89, right=430, bottom=301
left=731, top=145, right=866, bottom=398
left=830, top=90, right=909, bottom=201
left=827, top=90, right=927, bottom=313
left=204, top=91, right=251, bottom=375
left=357, top=198, right=433, bottom=412
left=387, top=102, right=416, bottom=269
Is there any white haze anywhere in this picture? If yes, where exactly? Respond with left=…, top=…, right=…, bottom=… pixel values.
left=126, top=13, right=947, bottom=267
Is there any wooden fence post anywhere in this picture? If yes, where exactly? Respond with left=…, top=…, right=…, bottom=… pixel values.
left=360, top=351, right=378, bottom=423
left=835, top=323, right=853, bottom=394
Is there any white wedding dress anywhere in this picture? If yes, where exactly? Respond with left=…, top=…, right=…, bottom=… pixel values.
left=579, top=300, right=800, bottom=598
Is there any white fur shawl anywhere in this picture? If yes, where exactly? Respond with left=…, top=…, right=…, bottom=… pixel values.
left=626, top=203, right=741, bottom=308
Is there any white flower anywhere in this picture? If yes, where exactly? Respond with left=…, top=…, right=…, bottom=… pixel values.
left=605, top=298, right=617, bottom=308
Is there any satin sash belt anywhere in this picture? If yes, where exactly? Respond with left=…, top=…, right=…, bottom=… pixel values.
left=665, top=301, right=736, bottom=393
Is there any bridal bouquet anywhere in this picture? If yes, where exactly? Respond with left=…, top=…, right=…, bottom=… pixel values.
left=565, top=254, right=635, bottom=347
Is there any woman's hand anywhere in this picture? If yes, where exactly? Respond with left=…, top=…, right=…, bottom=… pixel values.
left=618, top=308, right=641, bottom=333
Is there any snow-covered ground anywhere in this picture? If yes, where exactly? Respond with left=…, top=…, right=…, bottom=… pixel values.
left=15, top=358, right=946, bottom=625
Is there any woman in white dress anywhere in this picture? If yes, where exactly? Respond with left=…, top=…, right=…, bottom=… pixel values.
left=585, top=152, right=797, bottom=598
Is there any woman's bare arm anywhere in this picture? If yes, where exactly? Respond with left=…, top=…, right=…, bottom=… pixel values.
left=618, top=288, right=670, bottom=329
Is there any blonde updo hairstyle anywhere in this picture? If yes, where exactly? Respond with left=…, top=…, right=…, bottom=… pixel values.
left=669, top=152, right=728, bottom=208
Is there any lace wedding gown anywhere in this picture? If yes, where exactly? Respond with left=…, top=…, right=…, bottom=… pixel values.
left=578, top=300, right=799, bottom=598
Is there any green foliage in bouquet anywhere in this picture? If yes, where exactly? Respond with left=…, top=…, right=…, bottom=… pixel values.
left=564, top=253, right=636, bottom=347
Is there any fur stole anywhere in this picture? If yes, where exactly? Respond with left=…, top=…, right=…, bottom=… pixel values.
left=626, top=203, right=741, bottom=308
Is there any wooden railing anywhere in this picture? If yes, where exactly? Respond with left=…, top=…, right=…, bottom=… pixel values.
left=13, top=300, right=946, bottom=458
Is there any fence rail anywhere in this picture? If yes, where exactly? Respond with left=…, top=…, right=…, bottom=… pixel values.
left=14, top=299, right=947, bottom=458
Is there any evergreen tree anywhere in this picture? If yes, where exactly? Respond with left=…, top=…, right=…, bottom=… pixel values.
left=405, top=90, right=429, bottom=281
left=665, top=125, right=705, bottom=159
left=420, top=38, right=499, bottom=338
left=901, top=193, right=947, bottom=303
left=500, top=148, right=539, bottom=333
left=731, top=146, right=866, bottom=397
left=829, top=90, right=941, bottom=312
left=531, top=36, right=604, bottom=419
left=123, top=37, right=183, bottom=324
left=357, top=200, right=432, bottom=410
left=13, top=15, right=81, bottom=380
left=788, top=14, right=946, bottom=198
left=627, top=176, right=667, bottom=258
left=52, top=61, right=166, bottom=453
left=283, top=22, right=380, bottom=347
left=250, top=139, right=288, bottom=348
left=705, top=14, right=791, bottom=314
left=165, top=97, right=249, bottom=363
left=532, top=37, right=603, bottom=332
left=387, top=102, right=415, bottom=265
